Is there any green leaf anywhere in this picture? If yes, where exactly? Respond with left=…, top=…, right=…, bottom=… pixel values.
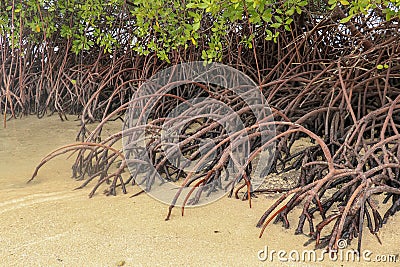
left=202, top=50, right=207, bottom=60
left=274, top=15, right=283, bottom=23
left=340, top=0, right=350, bottom=5
left=384, top=64, right=389, bottom=69
left=249, top=14, right=261, bottom=23
left=340, top=15, right=352, bottom=23
left=273, top=31, right=280, bottom=43
left=262, top=9, right=273, bottom=22
left=197, top=3, right=208, bottom=9
left=386, top=12, right=392, bottom=21
left=377, top=64, right=384, bottom=70
left=286, top=8, right=295, bottom=16
left=298, top=1, right=308, bottom=7
left=193, top=22, right=200, bottom=31
left=286, top=18, right=293, bottom=25
left=270, top=23, right=281, bottom=28
left=186, top=3, right=196, bottom=8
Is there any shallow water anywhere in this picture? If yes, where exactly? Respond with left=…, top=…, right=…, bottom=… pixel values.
left=0, top=116, right=399, bottom=266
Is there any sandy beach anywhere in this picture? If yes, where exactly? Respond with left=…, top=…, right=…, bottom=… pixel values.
left=0, top=116, right=399, bottom=266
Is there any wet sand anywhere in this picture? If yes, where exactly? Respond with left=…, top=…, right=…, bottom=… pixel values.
left=0, top=116, right=399, bottom=266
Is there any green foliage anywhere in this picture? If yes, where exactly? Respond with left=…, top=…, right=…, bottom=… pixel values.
left=0, top=0, right=123, bottom=54
left=0, top=0, right=399, bottom=61
left=328, top=0, right=400, bottom=23
left=129, top=0, right=309, bottom=62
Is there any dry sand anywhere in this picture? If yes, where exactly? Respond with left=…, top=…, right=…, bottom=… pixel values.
left=0, top=116, right=399, bottom=266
